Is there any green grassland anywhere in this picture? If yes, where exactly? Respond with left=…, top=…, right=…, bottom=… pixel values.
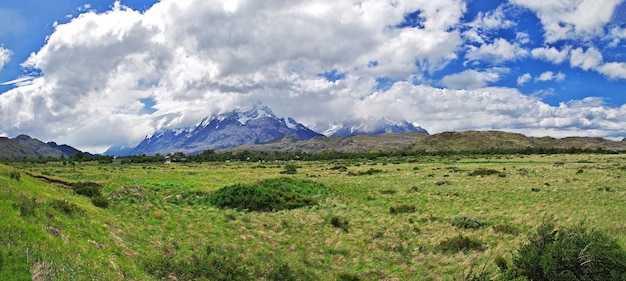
left=1, top=153, right=625, bottom=280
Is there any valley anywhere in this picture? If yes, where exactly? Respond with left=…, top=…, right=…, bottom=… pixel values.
left=1, top=153, right=625, bottom=280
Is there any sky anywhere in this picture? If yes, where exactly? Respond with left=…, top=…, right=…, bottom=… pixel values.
left=1, top=0, right=626, bottom=153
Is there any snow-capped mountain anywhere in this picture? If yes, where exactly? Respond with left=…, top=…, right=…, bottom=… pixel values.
left=324, top=117, right=428, bottom=137
left=117, top=105, right=322, bottom=156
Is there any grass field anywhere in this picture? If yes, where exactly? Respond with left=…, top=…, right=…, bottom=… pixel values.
left=1, top=153, right=625, bottom=280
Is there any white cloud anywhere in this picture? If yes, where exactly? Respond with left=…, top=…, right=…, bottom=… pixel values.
left=353, top=83, right=626, bottom=139
left=531, top=46, right=571, bottom=64
left=598, top=62, right=626, bottom=79
left=466, top=38, right=529, bottom=63
left=517, top=73, right=532, bottom=85
left=440, top=69, right=501, bottom=89
left=2, top=0, right=626, bottom=152
left=569, top=47, right=603, bottom=71
left=0, top=46, right=11, bottom=70
left=511, top=0, right=623, bottom=43
left=536, top=71, right=565, bottom=82
left=467, top=4, right=514, bottom=31
left=0, top=0, right=470, bottom=151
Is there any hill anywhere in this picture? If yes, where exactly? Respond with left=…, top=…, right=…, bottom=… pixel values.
left=412, top=131, right=626, bottom=152
left=227, top=130, right=626, bottom=154
left=0, top=135, right=67, bottom=159
left=228, top=131, right=430, bottom=153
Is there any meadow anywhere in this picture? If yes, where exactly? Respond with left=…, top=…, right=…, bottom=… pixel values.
left=1, top=153, right=625, bottom=280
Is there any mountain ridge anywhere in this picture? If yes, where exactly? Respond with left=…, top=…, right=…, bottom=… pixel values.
left=0, top=135, right=85, bottom=159
left=116, top=105, right=323, bottom=156
left=224, top=130, right=626, bottom=154
left=105, top=105, right=431, bottom=156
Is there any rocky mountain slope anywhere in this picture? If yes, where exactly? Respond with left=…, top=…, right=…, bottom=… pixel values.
left=0, top=135, right=76, bottom=159
left=117, top=105, right=323, bottom=156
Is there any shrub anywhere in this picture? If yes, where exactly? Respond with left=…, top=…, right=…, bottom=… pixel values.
left=91, top=195, right=109, bottom=208
left=389, top=204, right=416, bottom=215
left=348, top=168, right=383, bottom=176
left=438, top=234, right=485, bottom=253
left=142, top=245, right=251, bottom=281
left=50, top=199, right=83, bottom=215
left=265, top=262, right=299, bottom=281
left=492, top=223, right=520, bottom=236
left=209, top=178, right=328, bottom=212
left=330, top=165, right=348, bottom=172
left=337, top=272, right=362, bottom=281
left=142, top=246, right=313, bottom=281
left=15, top=195, right=38, bottom=217
left=512, top=219, right=626, bottom=280
left=452, top=216, right=485, bottom=229
left=280, top=163, right=298, bottom=174
left=330, top=216, right=350, bottom=233
left=9, top=169, right=21, bottom=181
left=468, top=168, right=505, bottom=177
left=71, top=182, right=102, bottom=198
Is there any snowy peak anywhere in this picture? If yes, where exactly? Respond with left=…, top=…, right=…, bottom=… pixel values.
left=325, top=116, right=428, bottom=137
left=120, top=105, right=322, bottom=156
left=198, top=105, right=276, bottom=128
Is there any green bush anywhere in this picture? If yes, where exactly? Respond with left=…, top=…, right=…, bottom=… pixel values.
left=492, top=223, right=520, bottom=235
left=90, top=195, right=109, bottom=208
left=14, top=195, right=38, bottom=217
left=209, top=178, right=328, bottom=212
left=330, top=165, right=348, bottom=172
left=9, top=169, right=21, bottom=181
left=438, top=234, right=485, bottom=253
left=389, top=204, right=416, bottom=215
left=330, top=216, right=350, bottom=233
left=512, top=219, right=626, bottom=280
left=142, top=246, right=251, bottom=281
left=348, top=168, right=383, bottom=176
left=452, top=216, right=485, bottom=229
left=142, top=246, right=313, bottom=281
left=71, top=182, right=102, bottom=198
left=468, top=168, right=505, bottom=177
left=337, top=272, right=362, bottom=281
left=280, top=163, right=298, bottom=174
left=50, top=199, right=83, bottom=215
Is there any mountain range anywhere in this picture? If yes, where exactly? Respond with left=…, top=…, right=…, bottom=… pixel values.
left=105, top=105, right=429, bottom=156
left=3, top=104, right=626, bottom=159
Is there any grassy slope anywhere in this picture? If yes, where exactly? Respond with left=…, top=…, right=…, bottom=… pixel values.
left=1, top=154, right=625, bottom=280
left=228, top=130, right=626, bottom=154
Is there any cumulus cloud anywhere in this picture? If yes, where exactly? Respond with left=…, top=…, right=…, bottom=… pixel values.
left=536, top=71, right=565, bottom=82
left=467, top=4, right=514, bottom=31
left=466, top=38, right=529, bottom=63
left=598, top=62, right=626, bottom=79
left=1, top=0, right=626, bottom=152
left=531, top=46, right=570, bottom=64
left=511, top=0, right=623, bottom=43
left=440, top=69, right=501, bottom=89
left=0, top=0, right=470, bottom=151
left=570, top=47, right=603, bottom=71
left=517, top=73, right=532, bottom=85
left=0, top=46, right=11, bottom=70
left=355, top=83, right=626, bottom=139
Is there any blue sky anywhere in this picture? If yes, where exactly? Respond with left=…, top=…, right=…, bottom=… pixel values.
left=1, top=0, right=626, bottom=152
